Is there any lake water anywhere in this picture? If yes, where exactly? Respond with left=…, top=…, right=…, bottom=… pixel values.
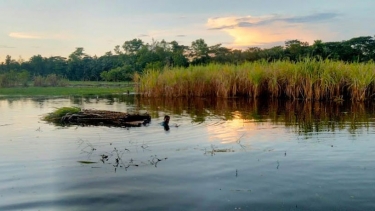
left=1, top=95, right=375, bottom=211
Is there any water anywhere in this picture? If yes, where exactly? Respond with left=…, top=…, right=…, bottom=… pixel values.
left=1, top=95, right=375, bottom=211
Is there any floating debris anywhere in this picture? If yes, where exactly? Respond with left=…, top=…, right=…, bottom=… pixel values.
left=204, top=145, right=235, bottom=156
left=77, top=161, right=98, bottom=164
left=43, top=107, right=151, bottom=127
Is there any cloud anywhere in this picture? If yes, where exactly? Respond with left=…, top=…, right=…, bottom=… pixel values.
left=207, top=13, right=339, bottom=48
left=176, top=35, right=186, bottom=37
left=284, top=13, right=338, bottom=23
left=9, top=32, right=43, bottom=39
left=0, top=45, right=15, bottom=48
left=9, top=32, right=70, bottom=40
left=137, top=34, right=149, bottom=37
left=208, top=13, right=338, bottom=30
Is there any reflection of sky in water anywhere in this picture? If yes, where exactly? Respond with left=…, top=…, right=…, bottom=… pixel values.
left=206, top=111, right=287, bottom=144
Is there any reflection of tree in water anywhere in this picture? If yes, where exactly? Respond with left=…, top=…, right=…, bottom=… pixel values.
left=135, top=96, right=375, bottom=134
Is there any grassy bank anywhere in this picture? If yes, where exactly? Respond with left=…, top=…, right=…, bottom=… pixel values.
left=68, top=81, right=134, bottom=87
left=0, top=81, right=134, bottom=96
left=137, top=59, right=375, bottom=101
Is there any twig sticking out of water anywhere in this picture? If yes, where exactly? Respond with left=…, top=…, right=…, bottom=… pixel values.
left=149, top=155, right=168, bottom=167
left=204, top=144, right=217, bottom=156
left=141, top=143, right=150, bottom=151
left=112, top=147, right=126, bottom=167
left=236, top=134, right=246, bottom=151
left=100, top=154, right=109, bottom=163
left=78, top=139, right=97, bottom=159
left=77, top=138, right=167, bottom=171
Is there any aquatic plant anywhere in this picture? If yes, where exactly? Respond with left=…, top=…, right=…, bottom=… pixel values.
left=43, top=107, right=81, bottom=122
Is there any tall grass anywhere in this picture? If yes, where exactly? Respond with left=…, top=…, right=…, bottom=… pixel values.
left=137, top=59, right=375, bottom=101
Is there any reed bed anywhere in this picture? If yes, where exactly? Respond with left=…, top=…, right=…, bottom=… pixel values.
left=137, top=59, right=375, bottom=101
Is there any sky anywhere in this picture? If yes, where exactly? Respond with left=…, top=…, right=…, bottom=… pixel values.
left=1, top=0, right=374, bottom=62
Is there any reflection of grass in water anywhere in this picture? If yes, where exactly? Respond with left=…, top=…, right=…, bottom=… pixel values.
left=137, top=97, right=375, bottom=135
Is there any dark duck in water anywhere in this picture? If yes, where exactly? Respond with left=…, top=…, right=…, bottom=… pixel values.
left=162, top=115, right=170, bottom=131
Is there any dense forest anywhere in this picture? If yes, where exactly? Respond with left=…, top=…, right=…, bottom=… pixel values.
left=0, top=36, right=374, bottom=85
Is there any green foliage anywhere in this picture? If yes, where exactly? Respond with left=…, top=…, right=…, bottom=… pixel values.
left=190, top=39, right=210, bottom=65
left=145, top=61, right=164, bottom=71
left=122, top=39, right=144, bottom=54
left=43, top=106, right=81, bottom=122
left=0, top=70, right=30, bottom=87
left=100, top=65, right=133, bottom=82
left=33, top=74, right=69, bottom=87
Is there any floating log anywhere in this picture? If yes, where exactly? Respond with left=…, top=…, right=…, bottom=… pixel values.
left=44, top=107, right=151, bottom=127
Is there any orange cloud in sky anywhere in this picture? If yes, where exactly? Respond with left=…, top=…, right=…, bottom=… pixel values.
left=207, top=15, right=335, bottom=48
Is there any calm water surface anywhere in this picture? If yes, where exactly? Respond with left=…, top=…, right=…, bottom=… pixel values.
left=1, top=95, right=375, bottom=211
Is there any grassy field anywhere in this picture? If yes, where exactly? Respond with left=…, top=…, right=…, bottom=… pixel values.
left=137, top=59, right=375, bottom=101
left=0, top=81, right=134, bottom=96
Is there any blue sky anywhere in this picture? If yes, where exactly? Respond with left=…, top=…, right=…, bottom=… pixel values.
left=1, top=0, right=374, bottom=61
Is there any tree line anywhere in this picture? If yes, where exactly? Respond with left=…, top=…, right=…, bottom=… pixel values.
left=0, top=36, right=374, bottom=83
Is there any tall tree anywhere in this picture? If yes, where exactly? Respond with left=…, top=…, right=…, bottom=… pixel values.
left=67, top=47, right=88, bottom=80
left=122, top=39, right=144, bottom=54
left=28, top=55, right=47, bottom=76
left=170, top=41, right=188, bottom=67
left=190, top=38, right=209, bottom=64
left=209, top=44, right=231, bottom=64
left=284, top=39, right=310, bottom=61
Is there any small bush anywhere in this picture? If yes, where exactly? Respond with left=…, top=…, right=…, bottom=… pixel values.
left=0, top=70, right=30, bottom=88
left=33, top=74, right=69, bottom=87
left=101, top=65, right=133, bottom=82
left=33, top=76, right=45, bottom=87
